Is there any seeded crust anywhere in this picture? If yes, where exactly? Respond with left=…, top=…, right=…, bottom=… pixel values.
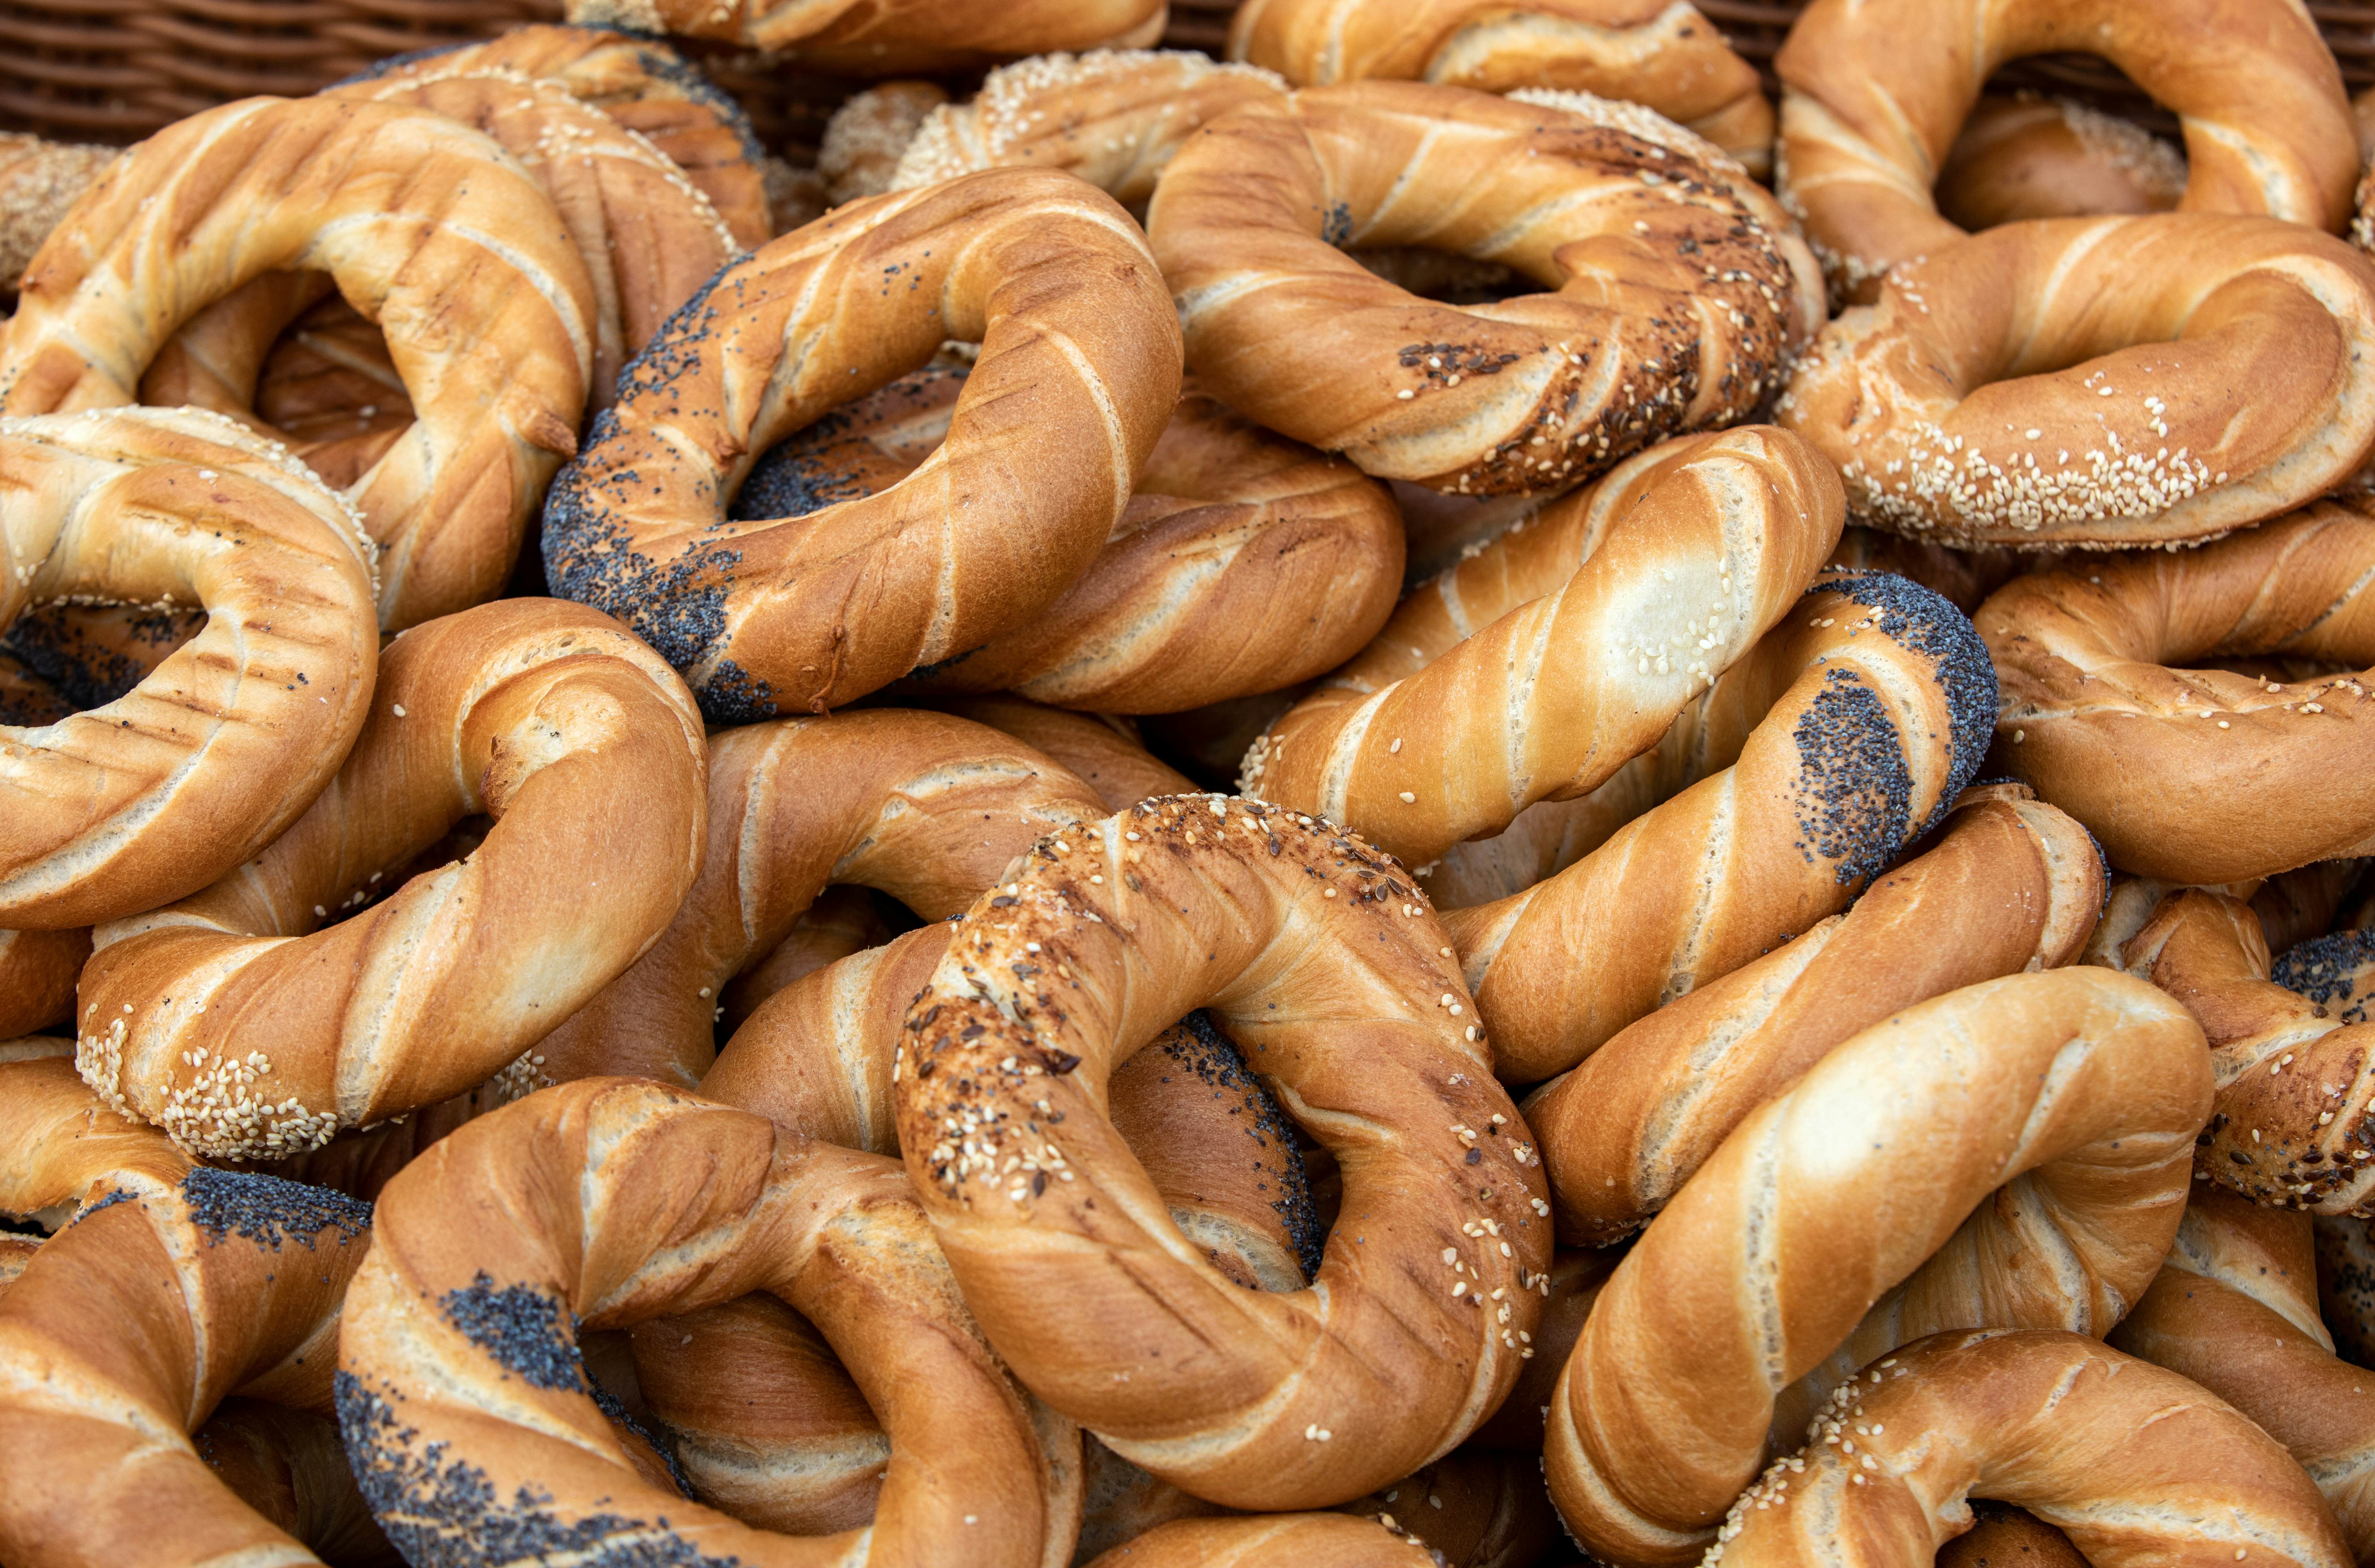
left=0, top=134, right=112, bottom=290
left=1229, top=0, right=1775, bottom=177
left=895, top=793, right=1552, bottom=1508
left=821, top=81, right=951, bottom=204
left=2108, top=1185, right=2375, bottom=1554
left=1545, top=969, right=2212, bottom=1565
left=1435, top=568, right=1997, bottom=1081
left=1982, top=499, right=2375, bottom=881
left=1147, top=81, right=1807, bottom=498
left=1703, top=1330, right=2342, bottom=1568
left=1775, top=0, right=2357, bottom=301
left=337, top=1078, right=1080, bottom=1567
left=76, top=600, right=706, bottom=1162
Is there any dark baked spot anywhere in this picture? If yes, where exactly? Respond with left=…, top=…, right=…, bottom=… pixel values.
left=181, top=1168, right=371, bottom=1250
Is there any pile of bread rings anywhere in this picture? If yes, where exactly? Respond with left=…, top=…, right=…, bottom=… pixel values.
left=11, top=0, right=2375, bottom=1562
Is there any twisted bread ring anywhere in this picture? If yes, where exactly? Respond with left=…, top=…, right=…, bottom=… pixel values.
left=1777, top=215, right=2375, bottom=550
left=941, top=694, right=1198, bottom=812
left=1228, top=0, right=1775, bottom=176
left=1441, top=569, right=1996, bottom=1082
left=1144, top=82, right=1812, bottom=496
left=0, top=1165, right=375, bottom=1568
left=1774, top=0, right=2356, bottom=300
left=0, top=407, right=379, bottom=928
left=2111, top=1185, right=2375, bottom=1557
left=887, top=51, right=1289, bottom=208
left=1984, top=500, right=2375, bottom=881
left=1, top=97, right=596, bottom=628
left=0, top=928, right=86, bottom=1036
left=340, top=24, right=775, bottom=247
left=561, top=0, right=1164, bottom=71
left=1704, top=1329, right=2348, bottom=1568
left=1087, top=1514, right=1443, bottom=1566
left=1936, top=96, right=2186, bottom=232
left=2115, top=889, right=2375, bottom=1214
left=1528, top=784, right=2106, bottom=1246
left=0, top=1053, right=190, bottom=1220
left=1242, top=427, right=1844, bottom=868
left=896, top=795, right=1551, bottom=1507
left=337, top=1076, right=1082, bottom=1568
left=75, top=599, right=707, bottom=1162
left=0, top=134, right=111, bottom=289
left=1544, top=967, right=2211, bottom=1564
left=543, top=168, right=1181, bottom=719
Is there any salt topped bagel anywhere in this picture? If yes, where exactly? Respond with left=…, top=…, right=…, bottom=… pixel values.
left=1704, top=1330, right=2348, bottom=1568
left=1984, top=498, right=2375, bottom=881
left=543, top=167, right=1181, bottom=719
left=1937, top=95, right=2186, bottom=231
left=337, top=1077, right=1081, bottom=1568
left=1776, top=0, right=2357, bottom=299
left=0, top=407, right=378, bottom=928
left=564, top=0, right=1164, bottom=72
left=1229, top=0, right=1776, bottom=176
left=1779, top=215, right=2375, bottom=550
left=75, top=599, right=707, bottom=1161
left=1545, top=968, right=2212, bottom=1564
left=1, top=96, right=596, bottom=628
left=896, top=795, right=1551, bottom=1508
left=1145, top=82, right=1813, bottom=496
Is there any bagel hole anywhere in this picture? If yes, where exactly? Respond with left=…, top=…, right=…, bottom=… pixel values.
left=716, top=886, right=919, bottom=1041
left=0, top=602, right=208, bottom=717
left=728, top=361, right=967, bottom=525
left=1345, top=247, right=1525, bottom=307
left=1937, top=67, right=2184, bottom=231
left=253, top=289, right=417, bottom=491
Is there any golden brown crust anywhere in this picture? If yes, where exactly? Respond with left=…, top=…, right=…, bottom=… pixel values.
left=0, top=927, right=87, bottom=1036
left=1147, top=82, right=1805, bottom=497
left=1776, top=0, right=2356, bottom=298
left=1937, top=95, right=2186, bottom=232
left=1704, top=1330, right=2348, bottom=1568
left=1087, top=1512, right=1444, bottom=1566
left=1229, top=0, right=1774, bottom=176
left=0, top=407, right=379, bottom=928
left=76, top=599, right=707, bottom=1161
left=0, top=1055, right=189, bottom=1220
left=543, top=168, right=1181, bottom=719
left=1984, top=501, right=2375, bottom=881
left=1244, top=428, right=1844, bottom=868
left=938, top=695, right=1197, bottom=811
left=193, top=1399, right=400, bottom=1567
left=564, top=0, right=1165, bottom=71
left=1545, top=968, right=2211, bottom=1564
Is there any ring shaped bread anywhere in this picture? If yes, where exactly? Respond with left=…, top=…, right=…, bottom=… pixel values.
left=1243, top=427, right=1843, bottom=867
left=1704, top=1329, right=2349, bottom=1568
left=1146, top=82, right=1811, bottom=497
left=542, top=167, right=1181, bottom=720
left=341, top=24, right=775, bottom=247
left=0, top=1053, right=191, bottom=1219
left=1086, top=1514, right=1443, bottom=1567
left=1774, top=0, right=2357, bottom=299
left=0, top=407, right=379, bottom=929
left=1439, top=569, right=1996, bottom=1082
left=1984, top=498, right=2375, bottom=881
left=731, top=370, right=1405, bottom=712
left=1778, top=214, right=2375, bottom=550
left=1544, top=968, right=2212, bottom=1566
left=0, top=97, right=596, bottom=630
left=0, top=1163, right=375, bottom=1568
left=1228, top=0, right=1776, bottom=177
left=143, top=70, right=740, bottom=439
left=562, top=0, right=1163, bottom=72
left=1527, top=784, right=2106, bottom=1246
left=895, top=794, right=1552, bottom=1509
left=337, top=1077, right=1081, bottom=1568
left=74, top=599, right=707, bottom=1162
left=2111, top=1185, right=2375, bottom=1556
left=1936, top=95, right=2186, bottom=232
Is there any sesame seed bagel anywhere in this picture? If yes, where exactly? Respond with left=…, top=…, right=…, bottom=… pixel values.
left=894, top=794, right=1552, bottom=1509
left=341, top=24, right=775, bottom=248
left=1984, top=499, right=2375, bottom=881
left=74, top=598, right=707, bottom=1162
left=2113, top=888, right=2375, bottom=1215
left=1240, top=426, right=1845, bottom=869
left=0, top=1166, right=374, bottom=1568
left=336, top=1076, right=1082, bottom=1568
left=1775, top=0, right=2356, bottom=301
left=886, top=50, right=1289, bottom=208
left=1936, top=96, right=2186, bottom=232
left=2111, top=1185, right=2375, bottom=1557
left=0, top=97, right=597, bottom=629
left=821, top=82, right=950, bottom=205
left=1229, top=0, right=1776, bottom=177
left=1544, top=968, right=2212, bottom=1564
left=1702, top=1329, right=2348, bottom=1568
left=0, top=927, right=86, bottom=1036
left=1085, top=1513, right=1444, bottom=1566
left=1527, top=783, right=2107, bottom=1247
left=542, top=167, right=1181, bottom=719
left=1440, top=568, right=1996, bottom=1082
left=0, top=134, right=111, bottom=290
left=560, top=0, right=1164, bottom=73
left=1777, top=215, right=2375, bottom=549
left=1145, top=82, right=1811, bottom=497
left=0, top=407, right=379, bottom=928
